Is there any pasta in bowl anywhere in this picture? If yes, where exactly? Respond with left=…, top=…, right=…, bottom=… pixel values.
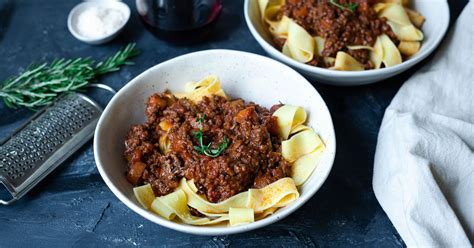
left=244, top=0, right=450, bottom=85
left=94, top=50, right=336, bottom=235
left=126, top=75, right=325, bottom=226
left=260, top=0, right=424, bottom=70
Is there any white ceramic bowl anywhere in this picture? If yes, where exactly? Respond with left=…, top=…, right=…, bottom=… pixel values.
left=94, top=50, right=336, bottom=235
left=244, top=0, right=450, bottom=86
left=68, top=1, right=131, bottom=45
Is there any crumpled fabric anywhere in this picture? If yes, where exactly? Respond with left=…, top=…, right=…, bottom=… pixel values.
left=373, top=2, right=473, bottom=247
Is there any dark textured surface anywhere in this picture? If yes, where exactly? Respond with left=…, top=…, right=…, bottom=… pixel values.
left=0, top=0, right=467, bottom=247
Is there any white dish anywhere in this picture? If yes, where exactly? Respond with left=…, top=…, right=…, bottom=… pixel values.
left=67, top=1, right=130, bottom=45
left=244, top=0, right=450, bottom=86
left=94, top=50, right=336, bottom=235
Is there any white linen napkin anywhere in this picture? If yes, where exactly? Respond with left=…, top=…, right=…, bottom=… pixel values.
left=373, top=2, right=474, bottom=247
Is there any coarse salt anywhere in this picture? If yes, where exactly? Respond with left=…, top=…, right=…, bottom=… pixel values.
left=75, top=6, right=125, bottom=39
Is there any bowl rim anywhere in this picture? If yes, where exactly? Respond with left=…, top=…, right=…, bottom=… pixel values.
left=67, top=1, right=131, bottom=44
left=94, top=49, right=336, bottom=236
left=243, top=0, right=450, bottom=79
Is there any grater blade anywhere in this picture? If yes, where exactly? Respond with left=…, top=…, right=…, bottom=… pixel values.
left=0, top=93, right=102, bottom=205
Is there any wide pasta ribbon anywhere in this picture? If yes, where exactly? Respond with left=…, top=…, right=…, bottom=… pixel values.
left=292, top=148, right=325, bottom=186
left=181, top=177, right=299, bottom=214
left=273, top=105, right=326, bottom=186
left=259, top=0, right=289, bottom=38
left=258, top=0, right=285, bottom=23
left=376, top=3, right=423, bottom=41
left=344, top=35, right=403, bottom=69
left=258, top=0, right=316, bottom=63
left=283, top=129, right=325, bottom=186
left=282, top=129, right=323, bottom=162
left=371, top=34, right=403, bottom=68
left=272, top=105, right=307, bottom=140
left=284, top=20, right=315, bottom=63
left=175, top=75, right=227, bottom=102
left=332, top=51, right=365, bottom=71
left=151, top=188, right=230, bottom=225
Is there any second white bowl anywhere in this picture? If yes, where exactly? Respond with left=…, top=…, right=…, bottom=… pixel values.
left=244, top=0, right=450, bottom=86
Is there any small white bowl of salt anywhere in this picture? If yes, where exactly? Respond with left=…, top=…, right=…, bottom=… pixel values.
left=68, top=0, right=130, bottom=45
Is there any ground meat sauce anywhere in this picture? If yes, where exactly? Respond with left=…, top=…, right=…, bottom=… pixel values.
left=280, top=0, right=398, bottom=69
left=124, top=92, right=291, bottom=203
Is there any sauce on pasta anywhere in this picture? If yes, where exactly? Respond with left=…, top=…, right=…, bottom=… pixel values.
left=125, top=93, right=290, bottom=203
left=282, top=0, right=397, bottom=68
left=261, top=0, right=425, bottom=71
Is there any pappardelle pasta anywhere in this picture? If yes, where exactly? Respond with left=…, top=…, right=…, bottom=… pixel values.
left=125, top=75, right=325, bottom=226
left=259, top=0, right=425, bottom=70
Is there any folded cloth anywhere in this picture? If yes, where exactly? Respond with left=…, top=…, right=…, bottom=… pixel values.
left=373, top=2, right=474, bottom=247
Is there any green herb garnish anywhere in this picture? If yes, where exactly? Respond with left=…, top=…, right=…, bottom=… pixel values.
left=329, top=0, right=358, bottom=12
left=0, top=43, right=139, bottom=110
left=193, top=114, right=229, bottom=158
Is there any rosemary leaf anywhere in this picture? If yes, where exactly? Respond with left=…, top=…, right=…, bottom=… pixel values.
left=193, top=114, right=229, bottom=157
left=0, top=43, right=139, bottom=110
left=329, top=0, right=358, bottom=12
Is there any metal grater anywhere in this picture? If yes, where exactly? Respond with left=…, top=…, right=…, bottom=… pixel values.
left=0, top=93, right=103, bottom=205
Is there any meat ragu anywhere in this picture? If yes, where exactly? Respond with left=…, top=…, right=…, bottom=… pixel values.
left=281, top=0, right=398, bottom=69
left=124, top=92, right=290, bottom=203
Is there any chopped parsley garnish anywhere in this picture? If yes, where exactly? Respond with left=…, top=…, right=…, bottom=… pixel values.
left=193, top=114, right=229, bottom=158
left=329, top=0, right=358, bottom=12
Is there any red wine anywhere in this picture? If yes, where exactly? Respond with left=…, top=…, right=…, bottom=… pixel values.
left=136, top=0, right=222, bottom=44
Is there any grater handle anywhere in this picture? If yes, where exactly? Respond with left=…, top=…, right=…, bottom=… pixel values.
left=0, top=190, right=15, bottom=205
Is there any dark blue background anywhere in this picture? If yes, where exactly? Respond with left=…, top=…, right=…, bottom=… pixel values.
left=0, top=0, right=468, bottom=247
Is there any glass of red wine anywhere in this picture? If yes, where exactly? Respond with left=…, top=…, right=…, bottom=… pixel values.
left=136, top=0, right=222, bottom=44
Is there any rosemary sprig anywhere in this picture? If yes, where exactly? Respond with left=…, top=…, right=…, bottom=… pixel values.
left=0, top=43, right=139, bottom=109
left=193, top=114, right=229, bottom=158
left=329, top=0, right=358, bottom=12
